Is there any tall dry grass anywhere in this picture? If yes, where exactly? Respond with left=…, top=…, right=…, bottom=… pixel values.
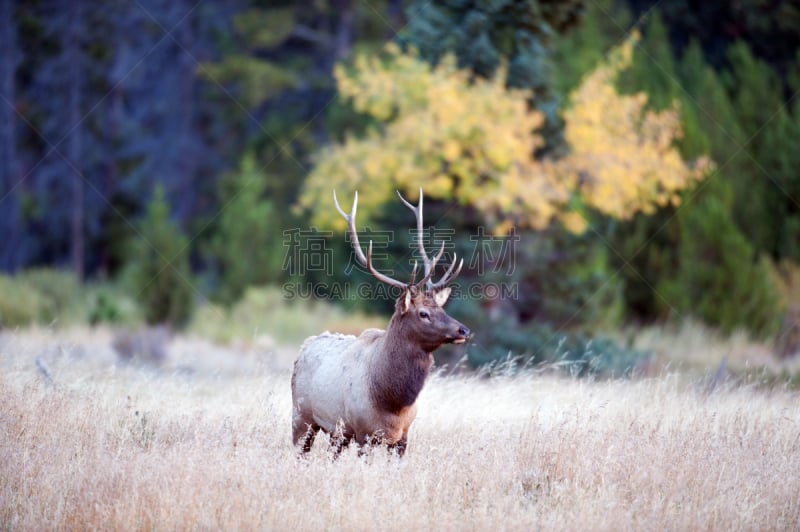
left=1, top=327, right=799, bottom=530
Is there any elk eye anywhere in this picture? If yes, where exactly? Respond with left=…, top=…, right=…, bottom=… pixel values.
left=419, top=310, right=430, bottom=320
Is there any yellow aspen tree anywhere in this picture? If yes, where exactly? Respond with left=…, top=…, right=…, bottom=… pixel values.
left=299, top=38, right=711, bottom=233
left=559, top=34, right=712, bottom=227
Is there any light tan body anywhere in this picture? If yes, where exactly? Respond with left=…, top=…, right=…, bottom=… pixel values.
left=291, top=330, right=420, bottom=447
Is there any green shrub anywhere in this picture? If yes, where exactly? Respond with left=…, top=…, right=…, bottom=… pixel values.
left=87, top=291, right=121, bottom=325
left=0, top=274, right=46, bottom=328
left=189, top=285, right=385, bottom=346
left=466, top=320, right=649, bottom=378
left=515, top=227, right=624, bottom=332
left=0, top=268, right=87, bottom=328
left=449, top=297, right=649, bottom=378
left=86, top=283, right=142, bottom=326
left=227, top=286, right=319, bottom=343
left=15, top=268, right=82, bottom=323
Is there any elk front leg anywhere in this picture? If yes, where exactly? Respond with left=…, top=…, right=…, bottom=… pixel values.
left=388, top=433, right=408, bottom=457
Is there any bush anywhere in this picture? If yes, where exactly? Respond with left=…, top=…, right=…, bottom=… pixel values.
left=15, top=268, right=82, bottom=323
left=0, top=274, right=47, bottom=328
left=189, top=285, right=385, bottom=346
left=86, top=283, right=142, bottom=326
left=449, top=297, right=649, bottom=377
left=513, top=227, right=624, bottom=331
left=0, top=268, right=85, bottom=328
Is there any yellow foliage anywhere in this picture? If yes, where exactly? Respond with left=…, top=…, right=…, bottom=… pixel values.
left=442, top=140, right=461, bottom=162
left=300, top=44, right=556, bottom=231
left=560, top=37, right=713, bottom=221
left=560, top=211, right=589, bottom=234
left=299, top=38, right=712, bottom=234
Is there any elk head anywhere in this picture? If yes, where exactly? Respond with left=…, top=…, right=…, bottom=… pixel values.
left=333, top=188, right=470, bottom=351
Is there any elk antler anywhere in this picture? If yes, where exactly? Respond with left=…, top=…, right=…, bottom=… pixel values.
left=396, top=188, right=464, bottom=291
left=333, top=190, right=408, bottom=290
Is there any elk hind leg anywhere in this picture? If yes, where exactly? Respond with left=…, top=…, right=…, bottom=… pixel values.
left=293, top=422, right=320, bottom=454
left=329, top=432, right=354, bottom=459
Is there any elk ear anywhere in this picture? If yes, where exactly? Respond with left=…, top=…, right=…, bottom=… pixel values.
left=400, top=289, right=413, bottom=314
left=433, top=287, right=452, bottom=307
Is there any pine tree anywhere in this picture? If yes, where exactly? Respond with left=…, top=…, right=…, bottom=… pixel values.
left=126, top=185, right=194, bottom=327
left=656, top=193, right=782, bottom=336
left=401, top=0, right=584, bottom=151
left=0, top=0, right=22, bottom=271
left=550, top=0, right=632, bottom=95
left=724, top=41, right=785, bottom=255
left=612, top=29, right=784, bottom=334
left=620, top=12, right=679, bottom=110
left=206, top=154, right=284, bottom=304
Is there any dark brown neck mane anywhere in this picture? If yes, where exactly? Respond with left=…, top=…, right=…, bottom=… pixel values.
left=369, top=313, right=434, bottom=414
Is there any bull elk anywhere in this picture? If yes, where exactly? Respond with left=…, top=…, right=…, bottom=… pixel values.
left=291, top=189, right=470, bottom=456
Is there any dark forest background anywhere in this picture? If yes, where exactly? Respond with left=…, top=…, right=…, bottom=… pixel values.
left=2, top=0, right=800, bottom=367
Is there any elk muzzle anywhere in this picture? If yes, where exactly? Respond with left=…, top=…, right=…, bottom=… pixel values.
left=449, top=323, right=471, bottom=345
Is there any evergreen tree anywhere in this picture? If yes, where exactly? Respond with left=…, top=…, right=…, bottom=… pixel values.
left=401, top=0, right=584, bottom=152
left=0, top=0, right=23, bottom=271
left=619, top=12, right=679, bottom=109
left=656, top=193, right=782, bottom=336
left=550, top=0, right=631, bottom=95
left=198, top=1, right=399, bottom=257
left=13, top=0, right=230, bottom=275
left=635, top=0, right=800, bottom=81
left=126, top=185, right=194, bottom=327
left=205, top=154, right=284, bottom=304
left=725, top=41, right=795, bottom=258
left=611, top=23, right=784, bottom=335
left=759, top=105, right=800, bottom=261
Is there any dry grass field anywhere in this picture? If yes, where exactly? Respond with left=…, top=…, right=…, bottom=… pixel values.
left=2, top=325, right=799, bottom=531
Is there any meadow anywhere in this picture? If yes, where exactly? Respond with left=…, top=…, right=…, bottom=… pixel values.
left=1, top=323, right=799, bottom=531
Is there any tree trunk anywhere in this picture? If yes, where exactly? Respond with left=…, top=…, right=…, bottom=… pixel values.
left=174, top=0, right=196, bottom=225
left=67, top=2, right=84, bottom=278
left=386, top=0, right=403, bottom=39
left=0, top=0, right=21, bottom=272
left=332, top=0, right=353, bottom=62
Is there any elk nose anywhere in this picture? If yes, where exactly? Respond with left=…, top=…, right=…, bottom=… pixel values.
left=458, top=325, right=470, bottom=338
